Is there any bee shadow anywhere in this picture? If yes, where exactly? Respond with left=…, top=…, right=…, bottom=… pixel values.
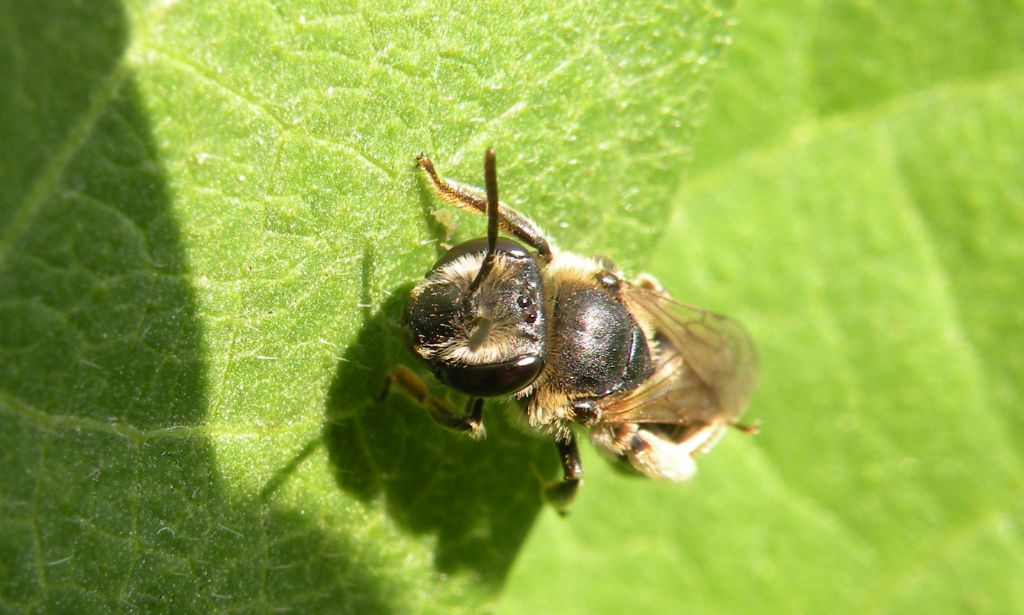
left=323, top=251, right=555, bottom=584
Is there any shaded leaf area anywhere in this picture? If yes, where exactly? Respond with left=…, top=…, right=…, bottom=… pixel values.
left=324, top=272, right=556, bottom=584
left=498, top=1, right=1024, bottom=613
left=1, top=0, right=733, bottom=611
left=0, top=4, right=409, bottom=612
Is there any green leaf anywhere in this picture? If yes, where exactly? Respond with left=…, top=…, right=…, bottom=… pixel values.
left=0, top=1, right=730, bottom=612
left=498, top=2, right=1024, bottom=614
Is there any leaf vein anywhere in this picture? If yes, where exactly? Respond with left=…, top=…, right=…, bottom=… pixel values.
left=0, top=65, right=131, bottom=270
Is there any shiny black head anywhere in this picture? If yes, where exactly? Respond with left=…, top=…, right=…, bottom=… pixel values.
left=405, top=237, right=547, bottom=397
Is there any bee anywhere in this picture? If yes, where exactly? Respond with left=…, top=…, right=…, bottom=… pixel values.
left=383, top=148, right=757, bottom=508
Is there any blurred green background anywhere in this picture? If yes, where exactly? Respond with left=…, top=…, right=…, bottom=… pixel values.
left=1, top=0, right=1021, bottom=613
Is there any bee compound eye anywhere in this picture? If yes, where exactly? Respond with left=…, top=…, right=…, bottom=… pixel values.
left=438, top=355, right=544, bottom=397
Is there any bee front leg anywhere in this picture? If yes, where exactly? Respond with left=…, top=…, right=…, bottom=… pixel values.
left=379, top=366, right=486, bottom=439
left=544, top=431, right=582, bottom=513
left=416, top=153, right=553, bottom=261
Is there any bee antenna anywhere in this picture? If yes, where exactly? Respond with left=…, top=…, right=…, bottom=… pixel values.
left=468, top=148, right=500, bottom=293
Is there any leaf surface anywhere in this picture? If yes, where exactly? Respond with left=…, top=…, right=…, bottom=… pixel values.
left=0, top=1, right=729, bottom=611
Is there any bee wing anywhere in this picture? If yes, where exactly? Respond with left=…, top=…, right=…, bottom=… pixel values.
left=599, top=283, right=757, bottom=425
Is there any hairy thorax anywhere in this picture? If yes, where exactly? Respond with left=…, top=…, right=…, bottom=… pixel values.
left=522, top=256, right=654, bottom=430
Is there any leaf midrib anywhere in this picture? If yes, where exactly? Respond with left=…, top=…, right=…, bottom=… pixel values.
left=0, top=64, right=131, bottom=269
left=0, top=392, right=315, bottom=443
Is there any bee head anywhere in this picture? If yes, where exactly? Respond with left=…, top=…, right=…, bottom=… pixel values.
left=405, top=237, right=547, bottom=397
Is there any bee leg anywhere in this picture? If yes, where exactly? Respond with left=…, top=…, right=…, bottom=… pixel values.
left=379, top=366, right=486, bottom=439
left=544, top=431, right=582, bottom=513
left=629, top=429, right=698, bottom=481
left=416, top=153, right=553, bottom=262
left=730, top=419, right=760, bottom=435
